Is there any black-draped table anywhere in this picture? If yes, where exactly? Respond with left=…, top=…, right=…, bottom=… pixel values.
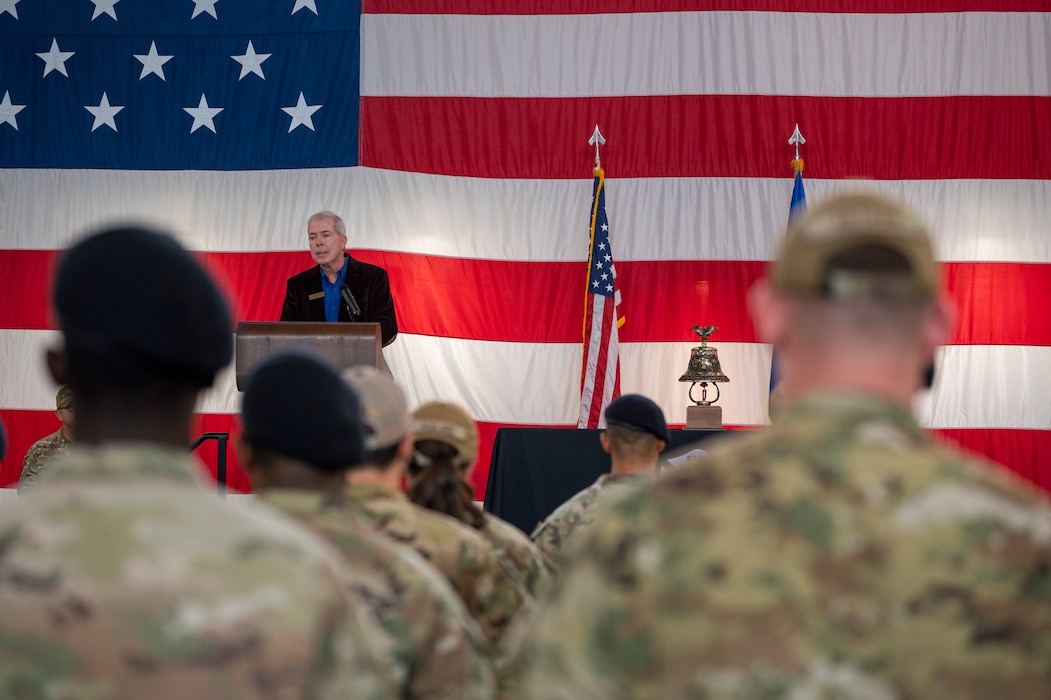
left=482, top=427, right=726, bottom=533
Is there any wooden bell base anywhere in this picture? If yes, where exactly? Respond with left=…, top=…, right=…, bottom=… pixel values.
left=685, top=404, right=723, bottom=430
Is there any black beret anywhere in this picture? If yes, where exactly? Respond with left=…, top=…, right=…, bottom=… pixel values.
left=603, top=394, right=669, bottom=442
left=54, top=227, right=233, bottom=387
left=241, top=350, right=365, bottom=472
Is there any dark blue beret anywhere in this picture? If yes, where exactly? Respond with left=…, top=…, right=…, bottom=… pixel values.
left=241, top=350, right=365, bottom=472
left=54, top=227, right=233, bottom=387
left=604, top=394, right=669, bottom=442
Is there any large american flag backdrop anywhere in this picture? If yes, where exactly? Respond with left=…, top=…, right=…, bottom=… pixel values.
left=1, top=1, right=1049, bottom=495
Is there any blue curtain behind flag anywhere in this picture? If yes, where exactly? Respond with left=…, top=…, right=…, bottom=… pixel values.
left=0, top=0, right=360, bottom=170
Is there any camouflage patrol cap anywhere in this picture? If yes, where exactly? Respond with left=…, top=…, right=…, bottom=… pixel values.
left=55, top=385, right=74, bottom=410
left=411, top=402, right=479, bottom=466
left=604, top=394, right=669, bottom=442
left=54, top=226, right=233, bottom=386
left=341, top=365, right=410, bottom=451
left=242, top=350, right=365, bottom=471
left=772, top=193, right=939, bottom=301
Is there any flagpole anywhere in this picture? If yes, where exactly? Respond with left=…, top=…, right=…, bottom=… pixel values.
left=590, top=124, right=605, bottom=170
left=578, top=124, right=623, bottom=428
left=771, top=124, right=809, bottom=417
left=789, top=123, right=805, bottom=176
left=583, top=125, right=606, bottom=342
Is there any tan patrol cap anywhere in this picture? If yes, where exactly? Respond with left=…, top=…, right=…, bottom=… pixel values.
left=772, top=193, right=939, bottom=301
left=56, top=385, right=74, bottom=410
left=341, top=365, right=409, bottom=451
left=411, top=402, right=479, bottom=466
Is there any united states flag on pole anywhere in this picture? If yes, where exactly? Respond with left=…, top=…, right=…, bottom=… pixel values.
left=578, top=162, right=623, bottom=429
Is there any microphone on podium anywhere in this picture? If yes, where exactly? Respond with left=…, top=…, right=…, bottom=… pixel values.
left=340, top=284, right=362, bottom=320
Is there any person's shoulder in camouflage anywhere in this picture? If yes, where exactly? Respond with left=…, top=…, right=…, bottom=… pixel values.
left=507, top=194, right=1051, bottom=699
left=341, top=367, right=531, bottom=648
left=259, top=488, right=496, bottom=700
left=530, top=472, right=651, bottom=569
left=513, top=394, right=1051, bottom=698
left=531, top=394, right=668, bottom=570
left=20, top=385, right=77, bottom=493
left=18, top=428, right=70, bottom=492
left=0, top=445, right=396, bottom=700
left=480, top=512, right=551, bottom=597
left=346, top=481, right=527, bottom=647
left=1, top=226, right=397, bottom=697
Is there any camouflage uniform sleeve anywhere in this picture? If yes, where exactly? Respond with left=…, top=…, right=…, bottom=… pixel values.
left=307, top=567, right=404, bottom=700
left=502, top=494, right=644, bottom=700
left=529, top=487, right=603, bottom=571
left=484, top=516, right=551, bottom=599
left=529, top=515, right=565, bottom=570
left=392, top=554, right=497, bottom=700
left=17, top=443, right=49, bottom=493
left=455, top=537, right=529, bottom=649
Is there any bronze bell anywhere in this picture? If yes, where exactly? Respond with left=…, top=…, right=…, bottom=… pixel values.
left=679, top=346, right=729, bottom=384
left=679, top=325, right=729, bottom=407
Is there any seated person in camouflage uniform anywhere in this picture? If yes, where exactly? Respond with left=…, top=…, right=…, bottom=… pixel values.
left=507, top=193, right=1051, bottom=699
left=0, top=226, right=396, bottom=700
left=529, top=394, right=667, bottom=570
left=18, top=384, right=75, bottom=493
left=342, top=365, right=528, bottom=648
left=238, top=350, right=496, bottom=700
left=409, top=401, right=550, bottom=597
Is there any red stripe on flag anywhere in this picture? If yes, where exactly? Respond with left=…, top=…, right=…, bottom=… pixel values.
left=933, top=428, right=1051, bottom=492
left=364, top=1, right=1051, bottom=14
left=4, top=410, right=1049, bottom=498
left=0, top=410, right=252, bottom=494
left=2, top=251, right=1049, bottom=347
left=360, top=95, right=1051, bottom=180
left=580, top=294, right=618, bottom=428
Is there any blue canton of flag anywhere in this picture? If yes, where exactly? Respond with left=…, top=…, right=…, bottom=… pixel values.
left=0, top=0, right=360, bottom=170
left=578, top=166, right=623, bottom=429
left=588, top=193, right=615, bottom=301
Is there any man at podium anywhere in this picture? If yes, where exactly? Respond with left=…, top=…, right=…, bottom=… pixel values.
left=280, top=210, right=398, bottom=347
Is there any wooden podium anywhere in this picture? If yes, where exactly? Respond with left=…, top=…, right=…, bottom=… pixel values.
left=234, top=322, right=390, bottom=391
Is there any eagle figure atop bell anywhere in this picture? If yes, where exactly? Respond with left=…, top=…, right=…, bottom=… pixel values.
left=679, top=325, right=729, bottom=429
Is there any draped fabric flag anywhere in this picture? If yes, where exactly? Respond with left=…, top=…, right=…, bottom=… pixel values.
left=578, top=164, right=623, bottom=429
left=2, top=2, right=1049, bottom=496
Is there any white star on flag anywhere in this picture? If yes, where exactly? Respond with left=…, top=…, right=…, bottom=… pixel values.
left=291, top=0, right=317, bottom=15
left=231, top=41, right=271, bottom=80
left=0, top=91, right=26, bottom=130
left=183, top=94, right=224, bottom=133
left=0, top=0, right=20, bottom=19
left=134, top=41, right=174, bottom=81
left=90, top=0, right=119, bottom=21
left=84, top=92, right=123, bottom=132
left=191, top=0, right=218, bottom=19
left=281, top=92, right=321, bottom=132
left=36, top=39, right=75, bottom=78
